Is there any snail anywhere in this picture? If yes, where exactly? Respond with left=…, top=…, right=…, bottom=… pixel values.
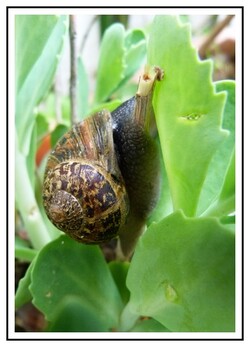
left=43, top=66, right=163, bottom=254
left=43, top=110, right=129, bottom=244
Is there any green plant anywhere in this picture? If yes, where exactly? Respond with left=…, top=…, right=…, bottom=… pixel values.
left=15, top=15, right=235, bottom=333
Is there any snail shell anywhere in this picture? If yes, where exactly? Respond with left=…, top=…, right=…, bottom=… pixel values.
left=43, top=110, right=129, bottom=243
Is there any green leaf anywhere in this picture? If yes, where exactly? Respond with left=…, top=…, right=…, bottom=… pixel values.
left=15, top=139, right=52, bottom=249
left=95, top=23, right=125, bottom=103
left=48, top=296, right=109, bottom=332
left=216, top=81, right=235, bottom=133
left=95, top=25, right=146, bottom=103
left=198, top=81, right=235, bottom=215
left=15, top=15, right=58, bottom=93
left=205, top=149, right=235, bottom=217
left=109, top=261, right=130, bottom=305
left=148, top=16, right=227, bottom=217
left=127, top=211, right=235, bottom=332
left=25, top=123, right=37, bottom=188
left=130, top=318, right=170, bottom=332
left=16, top=15, right=68, bottom=155
left=36, top=113, right=49, bottom=141
left=148, top=142, right=173, bottom=224
left=77, top=57, right=89, bottom=119
left=123, top=29, right=146, bottom=81
left=220, top=215, right=235, bottom=225
left=15, top=259, right=36, bottom=309
left=15, top=237, right=37, bottom=262
left=30, top=235, right=123, bottom=330
left=50, top=124, right=69, bottom=148
left=90, top=99, right=122, bottom=115
left=61, top=96, right=71, bottom=124
left=100, top=15, right=129, bottom=37
left=219, top=149, right=235, bottom=203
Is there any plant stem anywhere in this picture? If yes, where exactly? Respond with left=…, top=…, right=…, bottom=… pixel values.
left=118, top=301, right=140, bottom=332
left=199, top=15, right=235, bottom=59
left=15, top=247, right=37, bottom=262
left=16, top=143, right=52, bottom=249
left=80, top=15, right=99, bottom=54
left=69, top=15, right=78, bottom=125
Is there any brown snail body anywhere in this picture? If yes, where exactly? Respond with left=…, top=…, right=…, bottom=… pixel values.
left=43, top=67, right=163, bottom=252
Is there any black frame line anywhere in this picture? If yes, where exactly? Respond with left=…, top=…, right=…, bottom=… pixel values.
left=7, top=5, right=244, bottom=341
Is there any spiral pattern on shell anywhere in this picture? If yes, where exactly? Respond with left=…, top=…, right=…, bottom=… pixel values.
left=42, top=111, right=129, bottom=243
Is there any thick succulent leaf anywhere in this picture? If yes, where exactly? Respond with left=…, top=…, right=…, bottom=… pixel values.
left=108, top=261, right=130, bottom=305
left=77, top=57, right=89, bottom=119
left=16, top=15, right=68, bottom=155
left=15, top=236, right=37, bottom=262
left=15, top=15, right=58, bottom=93
left=36, top=113, right=49, bottom=140
left=127, top=211, right=235, bottom=332
left=25, top=123, right=37, bottom=188
left=48, top=296, right=109, bottom=332
left=29, top=236, right=123, bottom=330
left=15, top=259, right=36, bottom=309
left=219, top=149, right=235, bottom=203
left=50, top=124, right=69, bottom=148
left=90, top=100, right=122, bottom=115
left=130, top=318, right=170, bottom=332
left=95, top=24, right=146, bottom=103
left=148, top=16, right=228, bottom=217
left=148, top=142, right=173, bottom=224
left=205, top=149, right=235, bottom=217
left=15, top=138, right=52, bottom=249
left=198, top=81, right=235, bottom=215
left=123, top=29, right=146, bottom=80
left=95, top=23, right=125, bottom=103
